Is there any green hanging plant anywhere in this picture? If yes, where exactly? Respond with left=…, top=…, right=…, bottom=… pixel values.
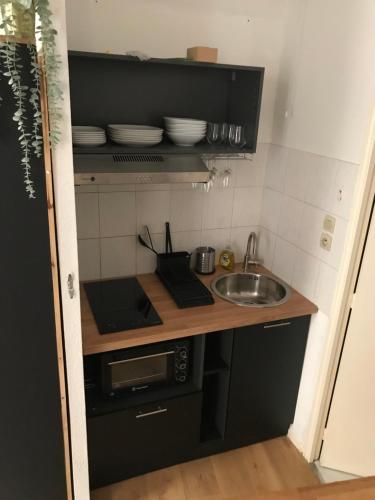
left=0, top=0, right=63, bottom=199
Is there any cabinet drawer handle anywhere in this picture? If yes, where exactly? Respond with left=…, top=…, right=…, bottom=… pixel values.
left=263, top=322, right=291, bottom=329
left=136, top=408, right=167, bottom=419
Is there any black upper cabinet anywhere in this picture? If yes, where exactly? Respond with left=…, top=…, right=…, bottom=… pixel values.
left=226, top=317, right=310, bottom=447
left=68, top=51, right=264, bottom=154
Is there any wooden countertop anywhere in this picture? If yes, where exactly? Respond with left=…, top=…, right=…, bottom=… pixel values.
left=81, top=265, right=318, bottom=355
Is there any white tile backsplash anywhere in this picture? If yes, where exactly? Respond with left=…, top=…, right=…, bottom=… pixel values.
left=261, top=188, right=283, bottom=233
left=100, top=236, right=136, bottom=279
left=99, top=191, right=136, bottom=237
left=76, top=151, right=268, bottom=280
left=292, top=249, right=320, bottom=302
left=277, top=195, right=304, bottom=246
left=272, top=237, right=297, bottom=283
left=75, top=142, right=356, bottom=310
left=172, top=230, right=202, bottom=253
left=265, top=144, right=288, bottom=192
left=75, top=193, right=99, bottom=239
left=258, top=227, right=276, bottom=269
left=77, top=239, right=101, bottom=281
left=284, top=148, right=310, bottom=201
left=314, top=262, right=338, bottom=315
left=203, top=188, right=233, bottom=229
left=232, top=187, right=262, bottom=227
left=171, top=190, right=204, bottom=231
left=136, top=190, right=170, bottom=234
left=136, top=233, right=164, bottom=274
left=258, top=144, right=357, bottom=317
left=304, top=154, right=336, bottom=212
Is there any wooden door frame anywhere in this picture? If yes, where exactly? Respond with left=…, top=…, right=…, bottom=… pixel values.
left=304, top=113, right=375, bottom=463
left=48, top=1, right=91, bottom=498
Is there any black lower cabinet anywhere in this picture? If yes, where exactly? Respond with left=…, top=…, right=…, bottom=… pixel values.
left=87, top=392, right=202, bottom=488
left=225, top=316, right=310, bottom=448
left=86, top=316, right=312, bottom=489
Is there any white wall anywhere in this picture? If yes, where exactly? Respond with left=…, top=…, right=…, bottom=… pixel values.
left=259, top=0, right=375, bottom=454
left=66, top=0, right=281, bottom=278
left=66, top=0, right=289, bottom=144
left=66, top=0, right=375, bottom=460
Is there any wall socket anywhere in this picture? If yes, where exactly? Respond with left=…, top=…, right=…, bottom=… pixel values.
left=320, top=232, right=333, bottom=251
left=323, top=215, right=336, bottom=234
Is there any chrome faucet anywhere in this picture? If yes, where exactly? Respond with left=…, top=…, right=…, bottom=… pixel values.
left=243, top=232, right=260, bottom=272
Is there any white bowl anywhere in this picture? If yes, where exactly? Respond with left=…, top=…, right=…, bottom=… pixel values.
left=166, top=126, right=206, bottom=134
left=164, top=117, right=206, bottom=126
left=167, top=130, right=206, bottom=138
left=166, top=124, right=206, bottom=130
left=167, top=131, right=205, bottom=146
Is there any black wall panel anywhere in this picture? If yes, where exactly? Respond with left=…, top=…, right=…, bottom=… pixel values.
left=0, top=44, right=68, bottom=500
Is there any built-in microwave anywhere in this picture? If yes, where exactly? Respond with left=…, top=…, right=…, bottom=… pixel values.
left=84, top=336, right=205, bottom=416
left=101, top=339, right=191, bottom=396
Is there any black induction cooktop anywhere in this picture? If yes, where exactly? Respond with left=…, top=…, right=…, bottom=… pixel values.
left=84, top=277, right=163, bottom=335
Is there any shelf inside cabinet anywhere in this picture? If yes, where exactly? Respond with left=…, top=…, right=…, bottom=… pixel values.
left=68, top=51, right=264, bottom=155
left=204, top=357, right=229, bottom=376
left=73, top=141, right=254, bottom=156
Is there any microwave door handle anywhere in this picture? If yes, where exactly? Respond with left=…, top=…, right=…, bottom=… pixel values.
left=108, top=350, right=175, bottom=366
left=136, top=408, right=167, bottom=419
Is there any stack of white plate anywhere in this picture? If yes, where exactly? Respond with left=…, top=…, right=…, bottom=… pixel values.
left=72, top=126, right=107, bottom=147
left=108, top=124, right=163, bottom=147
left=164, top=117, right=207, bottom=147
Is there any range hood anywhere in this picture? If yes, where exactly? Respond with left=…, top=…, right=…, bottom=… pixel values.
left=73, top=153, right=210, bottom=185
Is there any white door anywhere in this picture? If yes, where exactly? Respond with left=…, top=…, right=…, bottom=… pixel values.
left=50, top=1, right=90, bottom=498
left=320, top=196, right=375, bottom=476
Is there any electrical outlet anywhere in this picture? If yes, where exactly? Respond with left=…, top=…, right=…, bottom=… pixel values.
left=320, top=233, right=332, bottom=251
left=323, top=215, right=336, bottom=234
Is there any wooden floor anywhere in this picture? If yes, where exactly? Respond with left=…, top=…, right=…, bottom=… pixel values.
left=91, top=437, right=320, bottom=499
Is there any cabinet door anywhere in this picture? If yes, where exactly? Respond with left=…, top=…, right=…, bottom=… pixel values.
left=226, top=316, right=310, bottom=447
left=87, top=392, right=202, bottom=488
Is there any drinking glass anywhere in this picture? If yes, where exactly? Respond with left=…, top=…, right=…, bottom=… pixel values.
left=219, top=123, right=229, bottom=144
left=228, top=124, right=247, bottom=148
left=206, top=123, right=220, bottom=144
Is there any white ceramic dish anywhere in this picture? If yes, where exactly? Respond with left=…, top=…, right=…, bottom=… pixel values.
left=73, top=142, right=106, bottom=147
left=72, top=126, right=105, bottom=132
left=73, top=141, right=106, bottom=146
left=110, top=135, right=162, bottom=142
left=167, top=131, right=205, bottom=146
left=109, top=131, right=163, bottom=138
left=167, top=130, right=205, bottom=138
left=109, top=132, right=162, bottom=140
left=167, top=127, right=207, bottom=134
left=111, top=139, right=162, bottom=146
left=73, top=135, right=106, bottom=140
left=108, top=124, right=163, bottom=132
left=164, top=117, right=206, bottom=126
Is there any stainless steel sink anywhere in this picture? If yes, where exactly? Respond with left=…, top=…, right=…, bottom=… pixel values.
left=211, top=272, right=291, bottom=307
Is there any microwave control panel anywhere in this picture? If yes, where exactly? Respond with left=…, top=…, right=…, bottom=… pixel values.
left=174, top=343, right=190, bottom=383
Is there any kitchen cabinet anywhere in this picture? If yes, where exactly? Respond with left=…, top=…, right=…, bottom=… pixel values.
left=226, top=316, right=310, bottom=447
left=87, top=392, right=202, bottom=488
left=68, top=51, right=264, bottom=155
left=85, top=315, right=312, bottom=488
